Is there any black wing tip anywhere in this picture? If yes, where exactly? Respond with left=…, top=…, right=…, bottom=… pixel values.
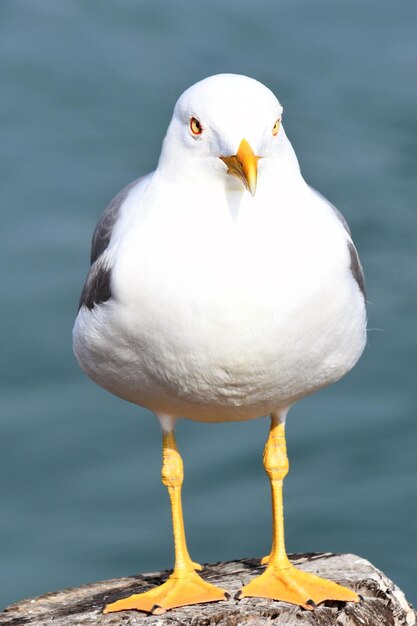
left=78, top=260, right=112, bottom=311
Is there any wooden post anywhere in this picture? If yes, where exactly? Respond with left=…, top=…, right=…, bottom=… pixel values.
left=1, top=553, right=415, bottom=626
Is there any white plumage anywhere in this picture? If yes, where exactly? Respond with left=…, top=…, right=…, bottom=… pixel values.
left=73, top=74, right=366, bottom=426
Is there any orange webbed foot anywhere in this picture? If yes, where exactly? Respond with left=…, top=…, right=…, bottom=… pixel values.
left=237, top=563, right=359, bottom=610
left=103, top=570, right=227, bottom=615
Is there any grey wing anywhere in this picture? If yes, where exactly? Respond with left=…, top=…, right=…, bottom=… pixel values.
left=310, top=186, right=366, bottom=299
left=347, top=241, right=366, bottom=298
left=90, top=177, right=142, bottom=264
left=79, top=177, right=142, bottom=311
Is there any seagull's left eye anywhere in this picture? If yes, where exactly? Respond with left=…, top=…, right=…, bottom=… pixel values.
left=272, top=119, right=280, bottom=136
left=190, top=117, right=203, bottom=136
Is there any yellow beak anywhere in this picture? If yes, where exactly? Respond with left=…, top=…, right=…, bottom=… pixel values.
left=220, top=139, right=260, bottom=196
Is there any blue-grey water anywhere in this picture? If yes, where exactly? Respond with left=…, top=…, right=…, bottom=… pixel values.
left=1, top=0, right=416, bottom=611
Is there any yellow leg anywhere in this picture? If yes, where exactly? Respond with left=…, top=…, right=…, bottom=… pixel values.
left=238, top=417, right=359, bottom=610
left=104, top=431, right=228, bottom=615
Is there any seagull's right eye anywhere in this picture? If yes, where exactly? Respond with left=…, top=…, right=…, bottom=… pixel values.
left=190, top=117, right=203, bottom=136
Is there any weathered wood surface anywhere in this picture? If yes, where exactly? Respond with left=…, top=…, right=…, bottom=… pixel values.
left=1, top=553, right=415, bottom=626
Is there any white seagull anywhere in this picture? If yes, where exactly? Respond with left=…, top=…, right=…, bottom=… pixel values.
left=73, top=73, right=366, bottom=614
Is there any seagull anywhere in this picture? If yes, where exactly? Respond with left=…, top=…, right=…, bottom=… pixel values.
left=73, top=73, right=366, bottom=614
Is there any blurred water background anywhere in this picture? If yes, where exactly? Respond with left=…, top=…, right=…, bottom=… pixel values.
left=1, top=0, right=416, bottom=610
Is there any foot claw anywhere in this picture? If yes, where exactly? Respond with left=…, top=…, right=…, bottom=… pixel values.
left=192, top=561, right=203, bottom=571
left=235, top=590, right=243, bottom=600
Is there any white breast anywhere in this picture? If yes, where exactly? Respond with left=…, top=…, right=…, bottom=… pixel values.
left=73, top=173, right=366, bottom=422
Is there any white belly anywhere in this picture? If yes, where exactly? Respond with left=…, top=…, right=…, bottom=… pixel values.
left=73, top=187, right=367, bottom=422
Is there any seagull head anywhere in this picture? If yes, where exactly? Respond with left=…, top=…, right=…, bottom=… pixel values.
left=158, top=74, right=289, bottom=197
